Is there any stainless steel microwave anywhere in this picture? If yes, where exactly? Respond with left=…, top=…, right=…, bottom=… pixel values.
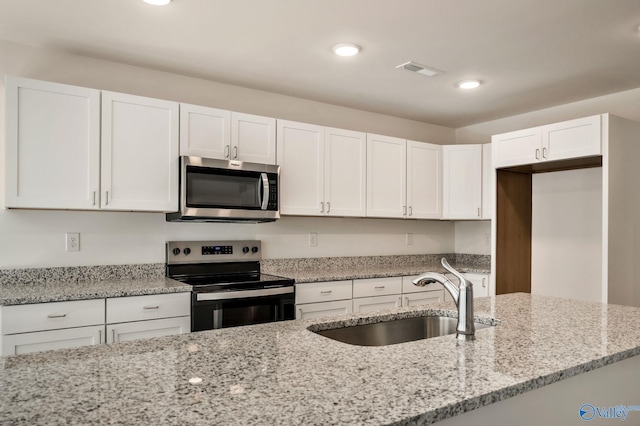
left=166, top=156, right=280, bottom=223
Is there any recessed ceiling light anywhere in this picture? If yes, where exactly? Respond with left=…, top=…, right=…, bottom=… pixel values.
left=143, top=0, right=172, bottom=5
left=332, top=43, right=361, bottom=57
left=458, top=80, right=481, bottom=89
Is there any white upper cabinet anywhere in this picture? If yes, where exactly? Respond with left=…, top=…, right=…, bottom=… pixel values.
left=101, top=91, right=179, bottom=212
left=482, top=143, right=493, bottom=220
left=493, top=115, right=601, bottom=168
left=442, top=144, right=482, bottom=219
left=180, top=104, right=276, bottom=164
left=324, top=127, right=367, bottom=216
left=5, top=77, right=101, bottom=209
left=366, top=134, right=407, bottom=218
left=406, top=141, right=442, bottom=219
left=277, top=120, right=325, bottom=215
left=277, top=122, right=366, bottom=217
left=179, top=104, right=230, bottom=159
left=232, top=112, right=276, bottom=164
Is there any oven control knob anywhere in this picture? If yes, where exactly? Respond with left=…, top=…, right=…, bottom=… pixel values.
left=251, top=246, right=259, bottom=253
left=172, top=248, right=181, bottom=256
left=242, top=246, right=250, bottom=254
left=184, top=248, right=191, bottom=255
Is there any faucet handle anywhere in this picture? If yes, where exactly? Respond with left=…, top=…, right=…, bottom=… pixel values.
left=441, top=258, right=472, bottom=289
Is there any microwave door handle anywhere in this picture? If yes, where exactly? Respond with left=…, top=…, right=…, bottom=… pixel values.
left=261, top=173, right=269, bottom=210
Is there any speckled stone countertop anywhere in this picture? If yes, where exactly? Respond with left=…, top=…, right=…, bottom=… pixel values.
left=262, top=254, right=490, bottom=283
left=2, top=293, right=640, bottom=425
left=0, top=264, right=190, bottom=305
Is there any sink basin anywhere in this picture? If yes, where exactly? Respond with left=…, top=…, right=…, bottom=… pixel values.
left=312, top=316, right=494, bottom=346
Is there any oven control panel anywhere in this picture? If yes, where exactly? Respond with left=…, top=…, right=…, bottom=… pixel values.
left=167, top=240, right=261, bottom=264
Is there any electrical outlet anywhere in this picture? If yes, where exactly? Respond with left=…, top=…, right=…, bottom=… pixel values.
left=66, top=232, right=80, bottom=252
left=406, top=233, right=413, bottom=245
left=484, top=233, right=491, bottom=247
left=309, top=232, right=317, bottom=247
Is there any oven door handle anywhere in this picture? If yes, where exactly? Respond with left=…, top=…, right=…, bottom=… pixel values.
left=196, top=286, right=293, bottom=301
left=260, top=173, right=269, bottom=210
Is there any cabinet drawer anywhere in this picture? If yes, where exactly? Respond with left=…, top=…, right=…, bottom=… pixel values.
left=295, top=300, right=352, bottom=320
left=1, top=299, right=105, bottom=335
left=295, top=281, right=352, bottom=304
left=353, top=295, right=402, bottom=314
left=2, top=325, right=104, bottom=356
left=353, top=277, right=402, bottom=298
left=106, top=293, right=190, bottom=324
left=402, top=275, right=443, bottom=294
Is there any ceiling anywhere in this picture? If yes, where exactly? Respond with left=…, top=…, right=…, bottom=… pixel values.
left=1, top=0, right=639, bottom=128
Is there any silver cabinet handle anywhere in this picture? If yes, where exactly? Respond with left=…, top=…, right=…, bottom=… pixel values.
left=482, top=278, right=487, bottom=288
left=224, top=145, right=230, bottom=158
left=535, top=148, right=540, bottom=160
left=320, top=290, right=332, bottom=295
left=408, top=206, right=413, bottom=216
left=143, top=305, right=159, bottom=310
left=374, top=286, right=386, bottom=290
left=233, top=146, right=238, bottom=159
left=398, top=297, right=402, bottom=307
left=92, top=191, right=96, bottom=206
left=403, top=205, right=407, bottom=216
left=105, top=191, right=109, bottom=205
left=47, top=313, right=67, bottom=319
left=477, top=207, right=481, bottom=217
left=112, top=329, right=116, bottom=343
left=320, top=202, right=324, bottom=213
left=404, top=297, right=409, bottom=306
left=326, top=202, right=330, bottom=213
left=542, top=147, right=548, bottom=159
left=98, top=329, right=102, bottom=344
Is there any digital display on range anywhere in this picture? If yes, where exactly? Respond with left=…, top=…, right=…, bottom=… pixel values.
left=202, top=245, right=233, bottom=255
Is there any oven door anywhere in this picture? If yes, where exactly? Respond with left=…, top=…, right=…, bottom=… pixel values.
left=191, top=287, right=295, bottom=332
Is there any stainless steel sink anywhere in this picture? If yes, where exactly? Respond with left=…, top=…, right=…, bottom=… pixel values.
left=312, top=316, right=494, bottom=346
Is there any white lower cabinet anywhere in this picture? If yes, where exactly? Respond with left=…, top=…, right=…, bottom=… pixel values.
left=296, top=300, right=353, bottom=320
left=0, top=299, right=106, bottom=356
left=107, top=317, right=190, bottom=344
left=465, top=273, right=491, bottom=298
left=0, top=292, right=191, bottom=356
left=2, top=325, right=104, bottom=356
left=353, top=295, right=402, bottom=314
left=403, top=291, right=444, bottom=307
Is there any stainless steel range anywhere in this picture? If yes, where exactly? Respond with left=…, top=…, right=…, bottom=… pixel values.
left=166, top=240, right=295, bottom=332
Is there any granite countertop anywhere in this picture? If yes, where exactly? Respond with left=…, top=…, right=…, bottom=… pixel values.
left=2, top=293, right=640, bottom=425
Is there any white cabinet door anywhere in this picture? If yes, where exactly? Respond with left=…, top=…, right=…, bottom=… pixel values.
left=366, top=134, right=406, bottom=218
left=232, top=112, right=276, bottom=164
left=107, top=317, right=190, bottom=344
left=277, top=120, right=325, bottom=215
left=2, top=325, right=104, bottom=356
left=295, top=300, right=352, bottom=320
left=402, top=290, right=444, bottom=307
left=482, top=143, right=494, bottom=220
left=101, top=91, right=179, bottom=212
left=5, top=76, right=101, bottom=209
left=465, top=273, right=490, bottom=298
left=442, top=145, right=482, bottom=219
left=492, top=126, right=542, bottom=168
left=1, top=299, right=105, bottom=334
left=353, top=295, right=402, bottom=314
left=542, top=115, right=601, bottom=162
left=406, top=140, right=441, bottom=219
left=179, top=103, right=230, bottom=159
left=324, top=127, right=367, bottom=217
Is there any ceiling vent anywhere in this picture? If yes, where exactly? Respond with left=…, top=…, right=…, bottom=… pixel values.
left=396, top=61, right=444, bottom=77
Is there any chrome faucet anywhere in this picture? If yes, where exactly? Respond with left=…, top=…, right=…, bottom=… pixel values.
left=412, top=258, right=475, bottom=341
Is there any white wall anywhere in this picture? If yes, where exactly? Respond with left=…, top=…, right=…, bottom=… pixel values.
left=0, top=41, right=456, bottom=268
left=454, top=221, right=491, bottom=255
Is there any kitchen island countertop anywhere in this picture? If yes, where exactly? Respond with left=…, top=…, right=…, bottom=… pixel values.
left=2, top=293, right=640, bottom=425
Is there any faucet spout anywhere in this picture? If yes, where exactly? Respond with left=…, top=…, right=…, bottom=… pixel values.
left=412, top=258, right=475, bottom=341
